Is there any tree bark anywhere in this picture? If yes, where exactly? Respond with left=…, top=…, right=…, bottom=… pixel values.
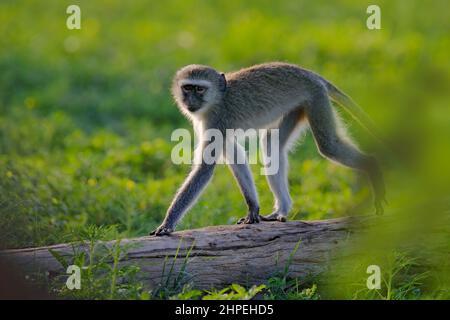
left=1, top=216, right=376, bottom=290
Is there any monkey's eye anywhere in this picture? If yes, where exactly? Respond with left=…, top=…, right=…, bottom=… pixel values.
left=182, top=84, right=194, bottom=92
left=195, top=86, right=206, bottom=94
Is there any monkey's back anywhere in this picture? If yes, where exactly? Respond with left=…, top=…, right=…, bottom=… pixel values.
left=218, top=62, right=323, bottom=129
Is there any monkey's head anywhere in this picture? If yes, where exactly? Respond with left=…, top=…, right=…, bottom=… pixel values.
left=172, top=65, right=227, bottom=115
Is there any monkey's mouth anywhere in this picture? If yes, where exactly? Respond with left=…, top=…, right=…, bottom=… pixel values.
left=187, top=105, right=201, bottom=112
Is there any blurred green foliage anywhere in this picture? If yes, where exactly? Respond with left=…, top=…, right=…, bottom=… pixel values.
left=0, top=0, right=449, bottom=299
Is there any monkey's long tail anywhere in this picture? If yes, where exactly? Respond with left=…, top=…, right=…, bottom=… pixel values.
left=322, top=79, right=383, bottom=143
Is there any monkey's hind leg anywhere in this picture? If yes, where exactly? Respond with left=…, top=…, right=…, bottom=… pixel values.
left=306, top=93, right=386, bottom=214
left=260, top=109, right=305, bottom=222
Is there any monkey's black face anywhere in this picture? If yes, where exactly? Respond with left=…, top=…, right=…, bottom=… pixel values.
left=181, top=84, right=208, bottom=112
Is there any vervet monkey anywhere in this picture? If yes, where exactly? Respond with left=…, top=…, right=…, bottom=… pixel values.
left=150, top=62, right=385, bottom=236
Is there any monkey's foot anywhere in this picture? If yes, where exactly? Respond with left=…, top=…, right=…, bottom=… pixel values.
left=260, top=213, right=287, bottom=222
left=374, top=199, right=386, bottom=216
left=373, top=194, right=388, bottom=215
left=237, top=214, right=260, bottom=224
left=149, top=225, right=174, bottom=236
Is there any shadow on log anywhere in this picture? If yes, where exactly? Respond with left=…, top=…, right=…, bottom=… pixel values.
left=1, top=216, right=378, bottom=290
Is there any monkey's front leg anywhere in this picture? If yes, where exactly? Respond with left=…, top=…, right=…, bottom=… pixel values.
left=226, top=145, right=260, bottom=225
left=150, top=162, right=216, bottom=236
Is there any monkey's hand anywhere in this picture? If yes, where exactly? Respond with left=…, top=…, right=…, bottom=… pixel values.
left=149, top=224, right=174, bottom=236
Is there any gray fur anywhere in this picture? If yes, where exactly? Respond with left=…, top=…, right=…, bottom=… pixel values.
left=150, top=62, right=385, bottom=236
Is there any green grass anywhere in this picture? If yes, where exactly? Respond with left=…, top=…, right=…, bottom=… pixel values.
left=0, top=0, right=449, bottom=299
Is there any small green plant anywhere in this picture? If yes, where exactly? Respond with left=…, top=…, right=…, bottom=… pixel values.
left=48, top=225, right=146, bottom=299
left=151, top=239, right=195, bottom=299
left=263, top=239, right=320, bottom=299
left=169, top=284, right=203, bottom=300
left=287, top=282, right=320, bottom=300
left=351, top=252, right=430, bottom=300
left=203, top=284, right=266, bottom=300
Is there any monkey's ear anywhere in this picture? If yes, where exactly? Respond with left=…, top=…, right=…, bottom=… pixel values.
left=219, top=73, right=227, bottom=92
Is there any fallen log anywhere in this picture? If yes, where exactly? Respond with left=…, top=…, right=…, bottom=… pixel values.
left=1, top=216, right=378, bottom=290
